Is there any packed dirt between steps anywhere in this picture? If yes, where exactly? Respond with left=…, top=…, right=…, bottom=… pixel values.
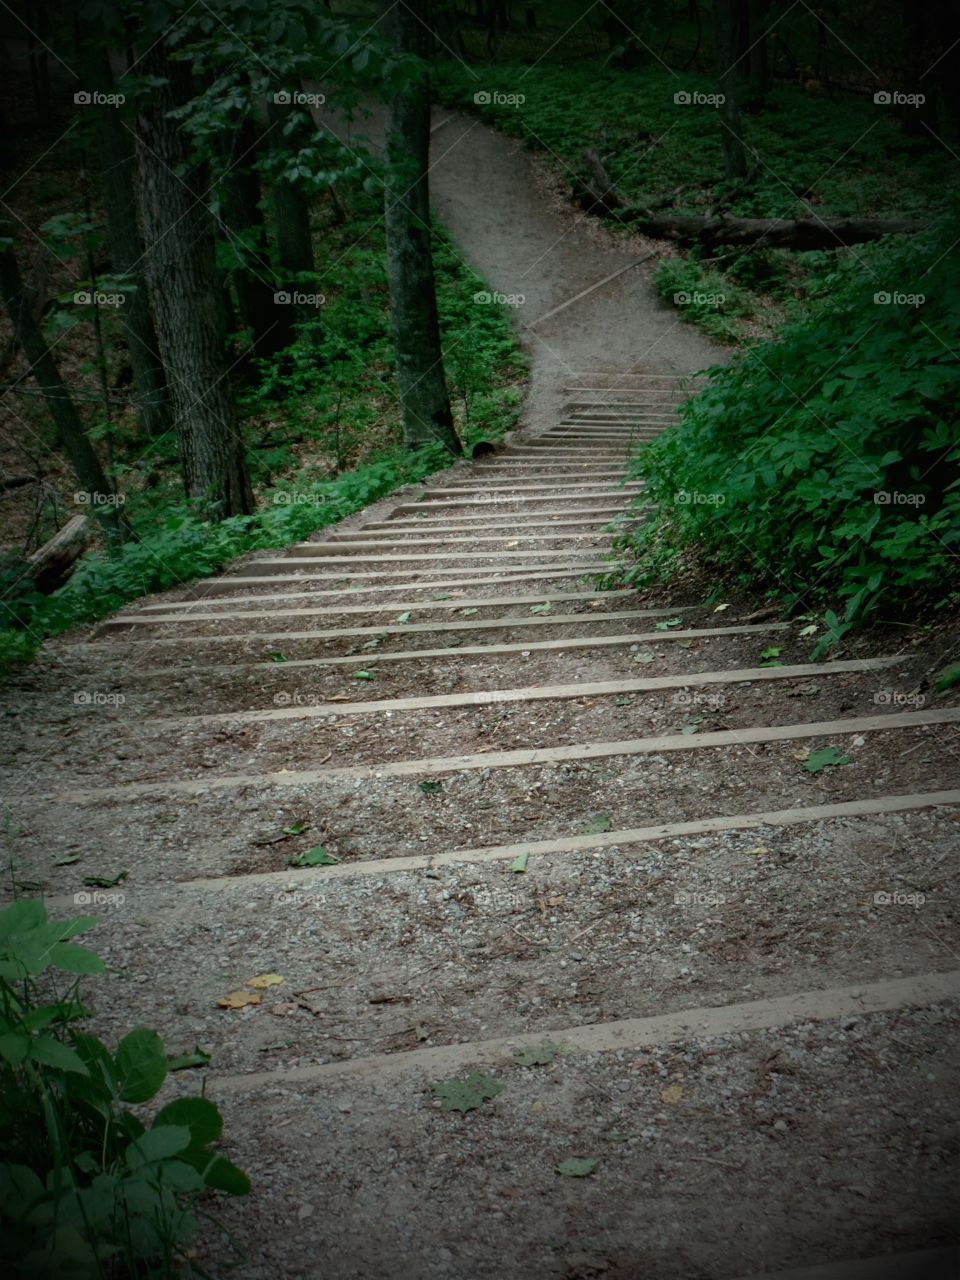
left=183, top=1002, right=959, bottom=1280
left=5, top=728, right=956, bottom=890
left=72, top=808, right=960, bottom=1075
left=12, top=668, right=949, bottom=791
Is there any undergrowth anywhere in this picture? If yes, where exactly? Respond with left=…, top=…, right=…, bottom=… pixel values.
left=0, top=898, right=247, bottom=1277
left=603, top=218, right=960, bottom=650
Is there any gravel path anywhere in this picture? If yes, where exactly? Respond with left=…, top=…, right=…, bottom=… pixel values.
left=3, top=113, right=958, bottom=1280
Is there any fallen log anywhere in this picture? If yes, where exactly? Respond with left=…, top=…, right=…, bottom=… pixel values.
left=27, top=514, right=89, bottom=594
left=627, top=212, right=930, bottom=249
left=576, top=148, right=928, bottom=248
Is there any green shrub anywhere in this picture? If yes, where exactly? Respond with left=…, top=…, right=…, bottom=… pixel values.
left=609, top=220, right=960, bottom=648
left=0, top=899, right=247, bottom=1278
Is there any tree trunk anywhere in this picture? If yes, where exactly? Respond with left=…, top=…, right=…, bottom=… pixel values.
left=217, top=118, right=293, bottom=357
left=0, top=227, right=125, bottom=538
left=747, top=0, right=770, bottom=101
left=382, top=0, right=460, bottom=455
left=627, top=212, right=930, bottom=249
left=83, top=44, right=170, bottom=438
left=714, top=0, right=747, bottom=179
left=27, top=514, right=89, bottom=594
left=266, top=97, right=318, bottom=333
left=136, top=47, right=254, bottom=519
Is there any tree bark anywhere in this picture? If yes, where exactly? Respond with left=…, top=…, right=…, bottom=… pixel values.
left=27, top=514, right=89, bottom=594
left=217, top=118, right=293, bottom=357
left=625, top=212, right=930, bottom=249
left=382, top=0, right=460, bottom=455
left=136, top=47, right=254, bottom=519
left=714, top=0, right=747, bottom=179
left=0, top=227, right=125, bottom=538
left=266, top=97, right=318, bottom=333
left=83, top=44, right=170, bottom=438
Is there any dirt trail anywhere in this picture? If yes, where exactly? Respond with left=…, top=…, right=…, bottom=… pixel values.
left=3, top=114, right=959, bottom=1280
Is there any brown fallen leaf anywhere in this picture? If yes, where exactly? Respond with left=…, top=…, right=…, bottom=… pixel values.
left=328, top=695, right=350, bottom=702
left=269, top=1002, right=300, bottom=1017
left=217, top=990, right=261, bottom=1010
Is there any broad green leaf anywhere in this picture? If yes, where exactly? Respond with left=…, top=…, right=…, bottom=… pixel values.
left=126, top=1124, right=192, bottom=1166
left=153, top=1096, right=222, bottom=1147
left=418, top=780, right=443, bottom=794
left=289, top=846, right=339, bottom=867
left=351, top=670, right=375, bottom=680
left=30, top=1036, right=89, bottom=1076
left=510, top=852, right=529, bottom=873
left=515, top=1040, right=559, bottom=1067
left=556, top=1157, right=598, bottom=1177
left=432, top=1072, right=503, bottom=1113
left=167, top=1045, right=211, bottom=1072
left=115, top=1028, right=168, bottom=1103
left=803, top=746, right=851, bottom=774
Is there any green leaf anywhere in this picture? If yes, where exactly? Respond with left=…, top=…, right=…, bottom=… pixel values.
left=654, top=618, right=683, bottom=630
left=529, top=602, right=553, bottom=615
left=803, top=746, right=851, bottom=774
left=269, top=652, right=286, bottom=663
left=418, top=780, right=443, bottom=794
left=432, top=1072, right=503, bottom=1113
left=351, top=670, right=375, bottom=680
left=48, top=941, right=106, bottom=975
left=126, top=1124, right=192, bottom=1166
left=515, top=1040, right=559, bottom=1067
left=82, top=870, right=126, bottom=888
left=934, top=662, right=960, bottom=693
left=396, top=611, right=411, bottom=623
left=759, top=646, right=781, bottom=660
left=29, top=1036, right=89, bottom=1076
left=556, top=1157, right=598, bottom=1177
left=115, top=1028, right=168, bottom=1103
left=0, top=1031, right=32, bottom=1065
left=510, top=852, right=529, bottom=873
left=584, top=814, right=612, bottom=833
left=167, top=1045, right=212, bottom=1072
left=153, top=1096, right=222, bottom=1147
left=289, top=846, right=339, bottom=867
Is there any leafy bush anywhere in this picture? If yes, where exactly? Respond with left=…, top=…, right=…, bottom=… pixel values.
left=610, top=220, right=960, bottom=646
left=0, top=899, right=247, bottom=1278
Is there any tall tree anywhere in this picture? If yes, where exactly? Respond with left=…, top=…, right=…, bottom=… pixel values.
left=382, top=0, right=460, bottom=455
left=266, top=96, right=317, bottom=334
left=135, top=45, right=253, bottom=518
left=0, top=224, right=126, bottom=539
left=714, top=0, right=748, bottom=180
left=216, top=117, right=293, bottom=357
left=83, top=43, right=170, bottom=437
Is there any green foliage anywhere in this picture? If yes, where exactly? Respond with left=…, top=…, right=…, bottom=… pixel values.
left=610, top=220, right=960, bottom=642
left=0, top=900, right=247, bottom=1278
left=654, top=256, right=761, bottom=344
left=435, top=62, right=955, bottom=224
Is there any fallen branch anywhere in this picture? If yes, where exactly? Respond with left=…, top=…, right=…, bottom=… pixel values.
left=574, top=149, right=928, bottom=248
left=27, top=514, right=89, bottom=594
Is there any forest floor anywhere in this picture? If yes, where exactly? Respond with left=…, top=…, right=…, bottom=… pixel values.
left=3, top=113, right=959, bottom=1280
